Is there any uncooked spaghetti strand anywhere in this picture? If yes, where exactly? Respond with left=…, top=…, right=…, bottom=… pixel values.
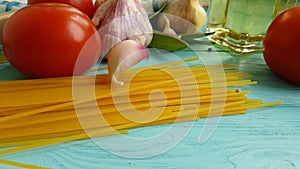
left=100, top=88, right=245, bottom=109
left=0, top=130, right=83, bottom=147
left=0, top=128, right=128, bottom=156
left=135, top=109, right=247, bottom=128
left=127, top=81, right=244, bottom=96
left=0, top=102, right=67, bottom=117
left=132, top=73, right=246, bottom=83
left=0, top=78, right=106, bottom=93
left=0, top=73, right=108, bottom=87
left=0, top=83, right=68, bottom=93
left=0, top=83, right=112, bottom=122
left=0, top=129, right=128, bottom=148
left=120, top=69, right=245, bottom=83
left=0, top=102, right=55, bottom=116
left=0, top=83, right=111, bottom=108
left=0, top=76, right=110, bottom=95
left=0, top=159, right=49, bottom=169
left=245, top=101, right=283, bottom=109
left=0, top=109, right=79, bottom=129
left=0, top=121, right=140, bottom=156
left=197, top=101, right=246, bottom=117
left=128, top=75, right=256, bottom=89
left=0, top=101, right=76, bottom=122
left=124, top=72, right=242, bottom=84
left=97, top=87, right=241, bottom=109
left=89, top=66, right=108, bottom=72
left=121, top=66, right=241, bottom=78
left=110, top=107, right=199, bottom=131
left=135, top=114, right=200, bottom=128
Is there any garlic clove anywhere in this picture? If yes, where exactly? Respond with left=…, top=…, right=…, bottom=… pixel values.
left=161, top=14, right=179, bottom=38
left=108, top=40, right=150, bottom=86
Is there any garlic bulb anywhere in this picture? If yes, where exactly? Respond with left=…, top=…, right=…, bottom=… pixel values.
left=157, top=0, right=207, bottom=34
left=92, top=0, right=153, bottom=57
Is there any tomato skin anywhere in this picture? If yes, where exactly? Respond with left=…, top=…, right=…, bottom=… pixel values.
left=28, top=0, right=95, bottom=18
left=263, top=6, right=300, bottom=85
left=2, top=3, right=101, bottom=78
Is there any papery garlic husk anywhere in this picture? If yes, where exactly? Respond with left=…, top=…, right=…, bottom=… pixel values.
left=92, top=0, right=153, bottom=57
left=156, top=0, right=207, bottom=34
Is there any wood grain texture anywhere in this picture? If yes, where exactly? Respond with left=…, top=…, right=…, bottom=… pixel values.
left=1, top=44, right=299, bottom=169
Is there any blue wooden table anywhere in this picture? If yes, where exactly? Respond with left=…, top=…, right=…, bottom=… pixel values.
left=0, top=42, right=299, bottom=169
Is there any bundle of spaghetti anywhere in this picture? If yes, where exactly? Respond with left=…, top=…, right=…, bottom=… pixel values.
left=0, top=58, right=282, bottom=168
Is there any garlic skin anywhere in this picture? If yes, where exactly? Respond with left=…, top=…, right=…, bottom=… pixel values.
left=157, top=0, right=207, bottom=34
left=92, top=0, right=153, bottom=57
left=161, top=14, right=179, bottom=38
left=108, top=40, right=150, bottom=85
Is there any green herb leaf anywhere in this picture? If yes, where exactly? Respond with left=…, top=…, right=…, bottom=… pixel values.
left=149, top=31, right=189, bottom=52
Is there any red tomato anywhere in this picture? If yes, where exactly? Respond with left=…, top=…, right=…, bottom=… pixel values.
left=263, top=6, right=300, bottom=85
left=28, top=0, right=95, bottom=18
left=2, top=3, right=101, bottom=78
